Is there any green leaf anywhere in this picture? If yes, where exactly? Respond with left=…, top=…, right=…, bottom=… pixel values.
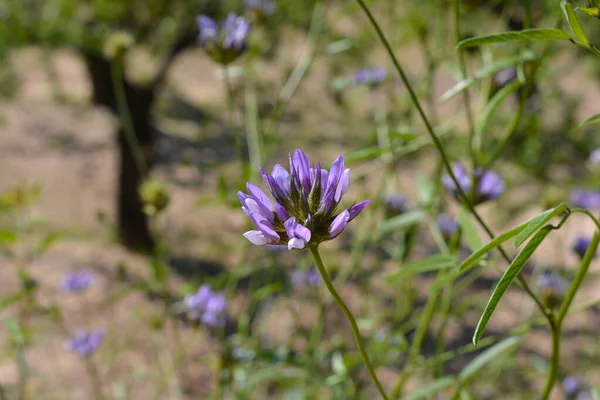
left=580, top=113, right=600, bottom=127
left=459, top=208, right=484, bottom=251
left=439, top=52, right=535, bottom=102
left=380, top=210, right=426, bottom=234
left=3, top=317, right=25, bottom=346
left=473, top=226, right=553, bottom=344
left=401, top=377, right=456, bottom=400
left=474, top=80, right=523, bottom=153
left=345, top=146, right=391, bottom=163
left=457, top=28, right=571, bottom=49
left=0, top=231, right=17, bottom=245
left=416, top=174, right=435, bottom=206
left=459, top=336, right=521, bottom=382
left=252, top=282, right=283, bottom=303
left=385, top=255, right=457, bottom=283
left=37, top=232, right=62, bottom=253
left=561, top=0, right=590, bottom=45
left=513, top=204, right=567, bottom=247
left=390, top=127, right=418, bottom=141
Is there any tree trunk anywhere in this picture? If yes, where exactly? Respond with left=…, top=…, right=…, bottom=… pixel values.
left=83, top=52, right=156, bottom=252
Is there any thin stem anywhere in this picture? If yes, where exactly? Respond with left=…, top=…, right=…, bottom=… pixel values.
left=354, top=0, right=550, bottom=322
left=452, top=0, right=477, bottom=164
left=244, top=55, right=263, bottom=176
left=222, top=67, right=245, bottom=169
left=541, top=323, right=560, bottom=400
left=110, top=60, right=147, bottom=175
left=309, top=246, right=389, bottom=400
left=85, top=357, right=104, bottom=400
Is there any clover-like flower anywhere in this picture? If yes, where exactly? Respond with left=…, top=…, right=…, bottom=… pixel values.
left=442, top=162, right=504, bottom=206
left=197, top=13, right=250, bottom=65
left=61, top=271, right=94, bottom=293
left=67, top=330, right=104, bottom=357
left=239, top=150, right=369, bottom=250
left=354, top=67, right=386, bottom=87
left=570, top=189, right=600, bottom=210
left=185, top=284, right=227, bottom=327
left=572, top=236, right=597, bottom=260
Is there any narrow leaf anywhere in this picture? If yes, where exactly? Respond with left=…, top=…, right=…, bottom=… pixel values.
left=380, top=210, right=425, bottom=234
left=346, top=147, right=391, bottom=163
left=513, top=203, right=567, bottom=247
left=401, top=377, right=456, bottom=400
left=459, top=336, right=521, bottom=381
left=385, top=255, right=457, bottom=283
left=457, top=28, right=571, bottom=49
left=473, top=226, right=552, bottom=344
left=580, top=113, right=600, bottom=127
left=561, top=0, right=590, bottom=45
left=474, top=80, right=523, bottom=152
left=0, top=231, right=17, bottom=245
left=459, top=208, right=484, bottom=251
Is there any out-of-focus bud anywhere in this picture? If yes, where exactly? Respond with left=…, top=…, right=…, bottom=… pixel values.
left=537, top=273, right=567, bottom=310
left=139, top=179, right=170, bottom=216
left=103, top=31, right=135, bottom=60
left=384, top=194, right=407, bottom=218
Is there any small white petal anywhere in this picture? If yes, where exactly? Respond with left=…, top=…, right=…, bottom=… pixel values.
left=243, top=230, right=268, bottom=245
left=287, top=238, right=306, bottom=250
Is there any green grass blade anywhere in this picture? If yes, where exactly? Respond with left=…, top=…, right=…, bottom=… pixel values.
left=513, top=203, right=567, bottom=247
left=580, top=113, right=600, bottom=127
left=457, top=28, right=571, bottom=49
left=401, top=377, right=457, bottom=400
left=385, top=255, right=457, bottom=283
left=380, top=210, right=426, bottom=234
left=459, top=336, right=521, bottom=382
left=561, top=0, right=590, bottom=45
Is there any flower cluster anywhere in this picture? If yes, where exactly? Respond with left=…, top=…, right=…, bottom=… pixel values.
left=537, top=273, right=568, bottom=310
left=442, top=162, right=504, bottom=206
left=197, top=13, right=250, bottom=65
left=239, top=150, right=369, bottom=250
left=291, top=267, right=321, bottom=288
left=184, top=284, right=228, bottom=327
left=572, top=236, right=597, bottom=260
left=61, top=271, right=94, bottom=293
left=570, top=189, right=600, bottom=210
left=436, top=213, right=459, bottom=237
left=245, top=0, right=276, bottom=17
left=354, top=67, right=386, bottom=87
left=562, top=376, right=592, bottom=399
left=67, top=330, right=104, bottom=357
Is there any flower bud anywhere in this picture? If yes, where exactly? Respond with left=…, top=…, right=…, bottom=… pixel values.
left=139, top=179, right=170, bottom=216
left=103, top=31, right=134, bottom=60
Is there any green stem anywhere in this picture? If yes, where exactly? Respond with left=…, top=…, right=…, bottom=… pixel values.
left=354, top=0, right=550, bottom=323
left=222, top=67, right=245, bottom=170
left=309, top=246, right=389, bottom=400
left=244, top=56, right=263, bottom=176
left=110, top=60, right=146, bottom=176
left=541, top=323, right=560, bottom=400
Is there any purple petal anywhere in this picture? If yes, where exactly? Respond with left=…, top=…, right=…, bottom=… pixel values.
left=327, top=155, right=345, bottom=191
left=271, top=165, right=291, bottom=196
left=319, top=189, right=335, bottom=213
left=247, top=183, right=272, bottom=209
left=196, top=15, right=219, bottom=44
left=283, top=217, right=311, bottom=250
left=243, top=230, right=269, bottom=245
left=294, top=149, right=311, bottom=194
left=275, top=203, right=289, bottom=220
left=249, top=213, right=279, bottom=241
left=329, top=210, right=349, bottom=237
left=348, top=200, right=370, bottom=221
left=334, top=168, right=350, bottom=202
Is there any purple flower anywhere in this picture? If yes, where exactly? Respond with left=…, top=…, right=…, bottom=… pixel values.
left=537, top=273, right=568, bottom=309
left=570, top=189, right=600, bottom=210
left=196, top=13, right=250, bottom=65
left=354, top=67, right=386, bottom=86
left=590, top=148, right=600, bottom=164
left=572, top=236, right=597, bottom=260
left=185, top=284, right=227, bottom=327
left=61, top=271, right=94, bottom=293
left=442, top=162, right=504, bottom=205
left=436, top=213, right=459, bottom=237
left=492, top=66, right=517, bottom=87
left=291, top=268, right=321, bottom=288
left=67, top=330, right=104, bottom=357
left=239, top=149, right=369, bottom=250
left=385, top=194, right=407, bottom=217
left=245, top=0, right=276, bottom=16
left=563, top=376, right=582, bottom=397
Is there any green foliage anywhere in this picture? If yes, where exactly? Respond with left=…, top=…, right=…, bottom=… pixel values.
left=456, top=28, right=572, bottom=48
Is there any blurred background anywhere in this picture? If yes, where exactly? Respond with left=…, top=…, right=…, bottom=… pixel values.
left=1, top=0, right=600, bottom=398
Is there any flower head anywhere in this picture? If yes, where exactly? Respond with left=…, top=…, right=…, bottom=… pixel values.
left=563, top=376, right=583, bottom=397
left=239, top=150, right=369, bottom=250
left=384, top=194, right=407, bottom=217
left=354, top=67, right=386, bottom=87
left=492, top=66, right=517, bottom=87
left=245, top=0, right=276, bottom=17
left=185, top=284, right=227, bottom=327
left=572, top=236, right=597, bottom=260
left=442, top=162, right=504, bottom=205
left=61, top=271, right=94, bottom=293
left=570, top=189, right=600, bottom=210
left=67, top=330, right=104, bottom=357
left=291, top=267, right=321, bottom=288
left=537, top=273, right=568, bottom=310
left=589, top=148, right=600, bottom=164
left=436, top=213, right=459, bottom=237
left=197, top=13, right=250, bottom=65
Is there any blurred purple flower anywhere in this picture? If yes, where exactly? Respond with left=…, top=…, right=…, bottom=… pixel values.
left=563, top=376, right=583, bottom=397
left=239, top=149, right=369, bottom=250
left=245, top=0, right=276, bottom=16
left=436, top=213, right=459, bottom=237
left=492, top=66, right=517, bottom=87
left=67, top=330, right=104, bottom=357
left=570, top=189, right=600, bottom=210
left=385, top=194, right=407, bottom=217
left=442, top=162, right=504, bottom=205
left=537, top=273, right=568, bottom=309
left=185, top=284, right=227, bottom=327
left=590, top=148, right=600, bottom=164
left=291, top=268, right=321, bottom=288
left=61, top=271, right=94, bottom=293
left=354, top=67, right=386, bottom=86
left=572, top=236, right=597, bottom=260
left=196, top=13, right=250, bottom=65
